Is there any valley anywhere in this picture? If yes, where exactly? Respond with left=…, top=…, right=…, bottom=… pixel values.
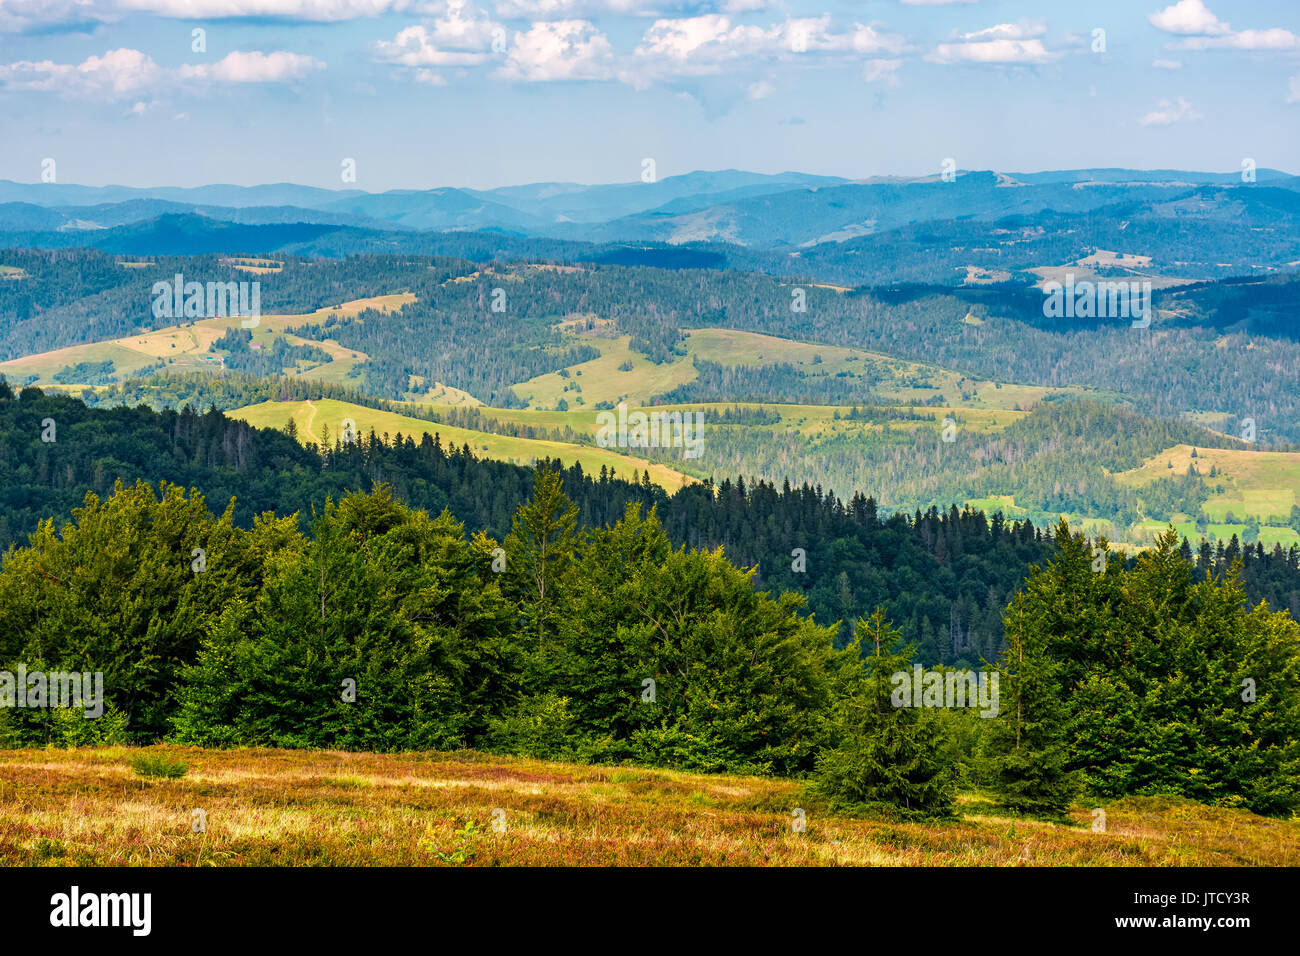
left=4, top=259, right=1296, bottom=550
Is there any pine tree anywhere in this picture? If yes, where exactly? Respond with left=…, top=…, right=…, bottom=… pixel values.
left=812, top=609, right=956, bottom=818
left=987, top=590, right=1081, bottom=815
left=502, top=465, right=582, bottom=663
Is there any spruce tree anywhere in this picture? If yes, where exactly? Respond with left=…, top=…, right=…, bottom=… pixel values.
left=987, top=590, right=1081, bottom=815
left=812, top=609, right=956, bottom=818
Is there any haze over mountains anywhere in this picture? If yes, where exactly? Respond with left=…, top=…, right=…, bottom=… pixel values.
left=2, top=167, right=1296, bottom=256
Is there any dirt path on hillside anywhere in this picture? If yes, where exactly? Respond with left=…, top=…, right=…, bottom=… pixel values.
left=301, top=400, right=321, bottom=444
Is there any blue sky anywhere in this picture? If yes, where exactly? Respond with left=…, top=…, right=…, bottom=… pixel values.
left=0, top=0, right=1296, bottom=190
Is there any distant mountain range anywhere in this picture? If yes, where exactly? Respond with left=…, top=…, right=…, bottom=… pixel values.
left=2, top=168, right=1299, bottom=286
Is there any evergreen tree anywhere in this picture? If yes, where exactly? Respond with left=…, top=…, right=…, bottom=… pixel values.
left=812, top=609, right=956, bottom=818
left=987, top=588, right=1081, bottom=815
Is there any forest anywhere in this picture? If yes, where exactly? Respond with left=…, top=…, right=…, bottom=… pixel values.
left=5, top=249, right=1300, bottom=442
left=3, top=382, right=1299, bottom=670
left=1, top=462, right=1296, bottom=819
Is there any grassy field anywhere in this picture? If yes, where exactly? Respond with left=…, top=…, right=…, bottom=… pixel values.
left=1116, top=443, right=1300, bottom=544
left=1, top=746, right=1294, bottom=866
left=0, top=294, right=413, bottom=388
left=510, top=327, right=1093, bottom=412
left=228, top=398, right=696, bottom=491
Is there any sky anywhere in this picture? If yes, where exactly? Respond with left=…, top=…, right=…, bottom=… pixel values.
left=0, top=0, right=1296, bottom=190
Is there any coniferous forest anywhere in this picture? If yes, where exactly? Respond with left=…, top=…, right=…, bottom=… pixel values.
left=2, top=382, right=1298, bottom=822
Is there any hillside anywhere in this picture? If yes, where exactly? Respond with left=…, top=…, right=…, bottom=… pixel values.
left=228, top=397, right=695, bottom=491
left=2, top=747, right=1295, bottom=866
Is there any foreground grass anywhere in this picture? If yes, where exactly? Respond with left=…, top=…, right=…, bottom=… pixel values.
left=1, top=747, right=1295, bottom=866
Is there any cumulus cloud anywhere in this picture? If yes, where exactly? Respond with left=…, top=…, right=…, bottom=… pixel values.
left=179, top=50, right=324, bottom=82
left=927, top=21, right=1057, bottom=64
left=0, top=47, right=323, bottom=99
left=1148, top=0, right=1230, bottom=36
left=1149, top=1, right=1297, bottom=51
left=0, top=0, right=116, bottom=32
left=374, top=1, right=504, bottom=71
left=0, top=48, right=163, bottom=97
left=496, top=20, right=614, bottom=81
left=1171, top=29, right=1299, bottom=51
left=1139, top=96, right=1200, bottom=126
left=117, top=0, right=416, bottom=19
left=490, top=0, right=763, bottom=18
left=626, top=13, right=905, bottom=87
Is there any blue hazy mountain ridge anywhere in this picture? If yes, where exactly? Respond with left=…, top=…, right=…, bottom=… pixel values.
left=0, top=181, right=370, bottom=209
left=1, top=169, right=1298, bottom=273
left=2, top=167, right=1291, bottom=235
left=463, top=169, right=849, bottom=223
left=0, top=200, right=395, bottom=233
left=565, top=172, right=1300, bottom=247
left=1006, top=168, right=1298, bottom=186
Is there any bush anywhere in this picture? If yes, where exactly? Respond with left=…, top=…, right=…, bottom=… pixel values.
left=485, top=693, right=581, bottom=760
left=52, top=703, right=131, bottom=749
left=130, top=752, right=188, bottom=779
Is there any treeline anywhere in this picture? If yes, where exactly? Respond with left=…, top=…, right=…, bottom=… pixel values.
left=8, top=248, right=1300, bottom=442
left=651, top=359, right=884, bottom=406
left=292, top=270, right=602, bottom=405
left=74, top=371, right=587, bottom=445
left=213, top=329, right=331, bottom=377
left=3, top=384, right=1300, bottom=669
left=0, top=474, right=1296, bottom=818
left=649, top=399, right=1240, bottom=531
left=989, top=525, right=1300, bottom=818
left=0, top=250, right=468, bottom=360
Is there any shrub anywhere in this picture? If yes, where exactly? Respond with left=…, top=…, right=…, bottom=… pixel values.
left=130, top=752, right=188, bottom=779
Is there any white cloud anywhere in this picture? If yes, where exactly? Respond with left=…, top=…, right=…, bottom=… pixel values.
left=1287, top=75, right=1300, bottom=104
left=862, top=58, right=902, bottom=85
left=0, top=47, right=324, bottom=99
left=928, top=38, right=1053, bottom=64
left=496, top=20, right=614, bottom=81
left=491, top=0, right=721, bottom=17
left=1171, top=29, right=1299, bottom=51
left=1152, top=58, right=1182, bottom=69
left=961, top=20, right=1045, bottom=42
left=0, top=48, right=163, bottom=98
left=179, top=50, right=324, bottom=82
left=375, top=25, right=493, bottom=66
left=1139, top=96, right=1200, bottom=126
left=746, top=79, right=771, bottom=99
left=374, top=2, right=505, bottom=71
left=621, top=15, right=906, bottom=89
left=633, top=14, right=902, bottom=65
left=1148, top=0, right=1230, bottom=36
left=117, top=0, right=416, bottom=20
left=1149, top=1, right=1297, bottom=52
left=0, top=0, right=116, bottom=32
left=926, top=20, right=1056, bottom=64
left=0, top=0, right=426, bottom=29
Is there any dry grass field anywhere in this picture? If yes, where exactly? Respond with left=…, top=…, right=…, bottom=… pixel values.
left=1, top=747, right=1295, bottom=867
left=228, top=398, right=696, bottom=491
